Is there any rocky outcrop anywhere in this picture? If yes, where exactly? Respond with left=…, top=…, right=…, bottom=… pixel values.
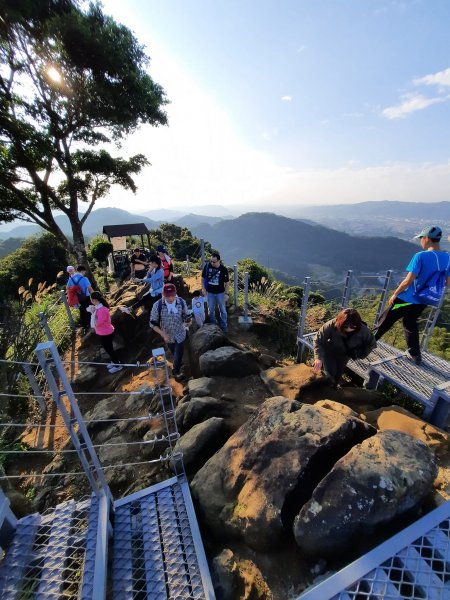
left=260, top=364, right=317, bottom=399
left=199, top=347, right=260, bottom=378
left=172, top=417, right=228, bottom=472
left=176, top=396, right=230, bottom=432
left=294, top=430, right=438, bottom=556
left=191, top=324, right=228, bottom=356
left=212, top=549, right=273, bottom=600
left=188, top=377, right=215, bottom=397
left=191, top=397, right=375, bottom=550
left=314, top=400, right=358, bottom=418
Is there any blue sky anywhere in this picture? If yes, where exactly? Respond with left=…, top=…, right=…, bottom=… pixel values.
left=98, top=0, right=450, bottom=210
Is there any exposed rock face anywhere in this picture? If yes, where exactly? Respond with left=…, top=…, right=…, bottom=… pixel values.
left=212, top=549, right=273, bottom=600
left=188, top=377, right=215, bottom=397
left=363, top=405, right=450, bottom=457
left=191, top=324, right=228, bottom=356
left=199, top=347, right=260, bottom=378
left=176, top=396, right=230, bottom=432
left=294, top=429, right=438, bottom=556
left=172, top=417, right=227, bottom=472
left=260, top=364, right=317, bottom=399
left=191, top=397, right=375, bottom=550
left=314, top=400, right=358, bottom=418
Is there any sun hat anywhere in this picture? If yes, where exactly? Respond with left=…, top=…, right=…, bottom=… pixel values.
left=156, top=244, right=167, bottom=253
left=413, top=225, right=442, bottom=240
left=163, top=283, right=176, bottom=297
left=66, top=265, right=75, bottom=273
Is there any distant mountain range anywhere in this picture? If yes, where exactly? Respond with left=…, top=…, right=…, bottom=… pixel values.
left=192, top=212, right=418, bottom=283
left=0, top=207, right=224, bottom=240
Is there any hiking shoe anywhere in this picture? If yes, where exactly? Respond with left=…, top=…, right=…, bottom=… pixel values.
left=174, top=372, right=187, bottom=382
left=405, top=351, right=422, bottom=366
left=108, top=364, right=123, bottom=373
left=106, top=362, right=114, bottom=369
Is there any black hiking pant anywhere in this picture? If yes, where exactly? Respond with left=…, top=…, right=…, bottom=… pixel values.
left=97, top=332, right=120, bottom=364
left=374, top=299, right=426, bottom=357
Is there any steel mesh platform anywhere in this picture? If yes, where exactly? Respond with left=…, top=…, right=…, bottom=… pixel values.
left=112, top=476, right=215, bottom=600
left=0, top=494, right=98, bottom=599
left=298, top=499, right=450, bottom=600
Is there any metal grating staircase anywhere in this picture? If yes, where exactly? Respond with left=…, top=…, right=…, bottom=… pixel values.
left=298, top=498, right=450, bottom=600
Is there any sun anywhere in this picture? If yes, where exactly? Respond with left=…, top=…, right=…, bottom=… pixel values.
left=46, top=66, right=62, bottom=83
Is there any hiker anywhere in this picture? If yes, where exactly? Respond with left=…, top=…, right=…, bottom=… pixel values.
left=66, top=266, right=79, bottom=307
left=87, top=291, right=122, bottom=373
left=130, top=248, right=148, bottom=280
left=149, top=283, right=191, bottom=381
left=375, top=225, right=450, bottom=365
left=313, top=308, right=376, bottom=387
left=131, top=254, right=164, bottom=310
left=202, top=251, right=230, bottom=332
left=156, top=245, right=173, bottom=281
left=191, top=289, right=207, bottom=327
left=67, top=265, right=93, bottom=330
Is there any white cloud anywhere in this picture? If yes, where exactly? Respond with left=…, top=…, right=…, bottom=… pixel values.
left=414, top=67, right=450, bottom=87
left=381, top=93, right=446, bottom=119
left=296, top=45, right=305, bottom=53
left=281, top=95, right=293, bottom=102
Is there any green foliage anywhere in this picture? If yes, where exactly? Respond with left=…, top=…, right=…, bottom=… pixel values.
left=0, top=0, right=167, bottom=264
left=0, top=435, right=28, bottom=469
left=88, top=236, right=113, bottom=264
left=0, top=234, right=68, bottom=300
left=148, top=224, right=211, bottom=260
left=0, top=237, right=24, bottom=258
left=237, top=258, right=272, bottom=285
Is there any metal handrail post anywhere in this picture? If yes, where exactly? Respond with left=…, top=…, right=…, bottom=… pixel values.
left=421, top=291, right=446, bottom=351
left=233, top=265, right=238, bottom=307
left=296, top=276, right=311, bottom=363
left=185, top=254, right=190, bottom=275
left=243, top=272, right=249, bottom=320
left=34, top=341, right=111, bottom=498
left=200, top=239, right=205, bottom=271
left=341, top=270, right=353, bottom=308
left=39, top=311, right=53, bottom=341
left=60, top=289, right=75, bottom=328
left=22, top=363, right=46, bottom=413
left=374, top=269, right=392, bottom=326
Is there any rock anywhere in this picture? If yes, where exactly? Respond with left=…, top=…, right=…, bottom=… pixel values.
left=176, top=396, right=230, bottom=431
left=315, top=400, right=358, bottom=418
left=171, top=417, right=227, bottom=472
left=188, top=377, right=215, bottom=397
left=294, top=430, right=438, bottom=556
left=191, top=324, right=228, bottom=356
left=259, top=354, right=277, bottom=369
left=212, top=549, right=273, bottom=600
left=124, top=386, right=155, bottom=411
left=71, top=365, right=98, bottom=388
left=191, top=397, right=375, bottom=550
left=84, top=395, right=124, bottom=429
left=363, top=405, right=450, bottom=457
left=98, top=434, right=129, bottom=465
left=261, top=364, right=317, bottom=400
left=199, top=347, right=260, bottom=378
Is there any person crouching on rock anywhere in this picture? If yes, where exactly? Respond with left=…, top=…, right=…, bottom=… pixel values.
left=149, top=283, right=191, bottom=381
left=312, top=308, right=376, bottom=387
left=88, top=291, right=123, bottom=373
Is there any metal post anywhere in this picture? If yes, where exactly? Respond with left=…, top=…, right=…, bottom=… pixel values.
left=421, top=292, right=446, bottom=352
left=200, top=239, right=205, bottom=271
left=296, top=276, right=311, bottom=363
left=243, top=272, right=249, bottom=320
left=341, top=270, right=353, bottom=309
left=35, top=341, right=111, bottom=498
left=60, top=289, right=75, bottom=328
left=39, top=311, right=53, bottom=341
left=185, top=254, right=190, bottom=275
left=233, top=265, right=238, bottom=307
left=22, top=363, right=46, bottom=413
left=374, top=270, right=393, bottom=326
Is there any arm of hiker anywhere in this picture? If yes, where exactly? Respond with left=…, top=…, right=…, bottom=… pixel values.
left=223, top=267, right=230, bottom=296
left=313, top=322, right=331, bottom=371
left=151, top=324, right=170, bottom=343
left=388, top=272, right=416, bottom=306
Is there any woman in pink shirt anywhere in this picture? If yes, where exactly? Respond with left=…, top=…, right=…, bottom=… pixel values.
left=89, top=291, right=123, bottom=373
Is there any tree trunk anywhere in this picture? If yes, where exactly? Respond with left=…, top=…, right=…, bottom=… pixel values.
left=71, top=218, right=98, bottom=289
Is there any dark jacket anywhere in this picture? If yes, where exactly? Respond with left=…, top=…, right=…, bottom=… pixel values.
left=314, top=319, right=377, bottom=362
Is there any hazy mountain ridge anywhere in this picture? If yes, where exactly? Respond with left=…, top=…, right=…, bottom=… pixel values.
left=192, top=212, right=417, bottom=283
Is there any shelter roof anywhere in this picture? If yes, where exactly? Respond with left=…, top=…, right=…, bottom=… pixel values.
left=102, top=223, right=150, bottom=237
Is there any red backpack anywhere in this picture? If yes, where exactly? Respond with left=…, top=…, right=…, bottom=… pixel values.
left=67, top=275, right=84, bottom=306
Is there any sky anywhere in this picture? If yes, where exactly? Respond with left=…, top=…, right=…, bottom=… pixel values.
left=82, top=1, right=450, bottom=210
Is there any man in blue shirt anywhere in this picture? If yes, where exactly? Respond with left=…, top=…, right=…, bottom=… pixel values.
left=67, top=265, right=93, bottom=330
left=375, top=225, right=450, bottom=364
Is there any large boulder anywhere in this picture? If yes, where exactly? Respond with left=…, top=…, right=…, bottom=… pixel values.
left=172, top=417, right=227, bottom=472
left=191, top=324, right=228, bottom=356
left=199, top=347, right=260, bottom=378
left=261, top=364, right=317, bottom=399
left=212, top=549, right=273, bottom=600
left=188, top=377, right=215, bottom=397
left=191, top=397, right=375, bottom=550
left=294, top=429, right=438, bottom=556
left=176, top=396, right=230, bottom=432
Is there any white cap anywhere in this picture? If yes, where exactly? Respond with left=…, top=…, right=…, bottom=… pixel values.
left=66, top=265, right=75, bottom=273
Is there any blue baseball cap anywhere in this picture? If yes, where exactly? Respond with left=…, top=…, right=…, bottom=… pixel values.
left=414, top=225, right=442, bottom=240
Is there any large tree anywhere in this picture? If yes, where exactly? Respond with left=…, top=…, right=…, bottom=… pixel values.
left=0, top=0, right=167, bottom=270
